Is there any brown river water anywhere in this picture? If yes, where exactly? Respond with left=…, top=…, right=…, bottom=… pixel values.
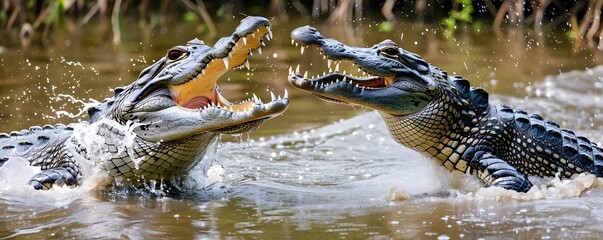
left=2, top=17, right=603, bottom=239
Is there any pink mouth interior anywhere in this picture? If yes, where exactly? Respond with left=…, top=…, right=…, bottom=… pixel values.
left=182, top=96, right=211, bottom=109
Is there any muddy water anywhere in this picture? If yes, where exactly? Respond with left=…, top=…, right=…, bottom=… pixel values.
left=2, top=18, right=603, bottom=238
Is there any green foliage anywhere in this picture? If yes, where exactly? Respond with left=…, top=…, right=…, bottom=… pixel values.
left=0, top=11, right=6, bottom=25
left=54, top=0, right=65, bottom=27
left=32, top=0, right=66, bottom=30
left=442, top=0, right=474, bottom=38
left=472, top=20, right=483, bottom=33
left=378, top=21, right=394, bottom=32
left=216, top=5, right=228, bottom=18
left=183, top=11, right=198, bottom=23
left=26, top=0, right=36, bottom=8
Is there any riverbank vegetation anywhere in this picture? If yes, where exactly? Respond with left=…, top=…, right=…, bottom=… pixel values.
left=1, top=0, right=602, bottom=49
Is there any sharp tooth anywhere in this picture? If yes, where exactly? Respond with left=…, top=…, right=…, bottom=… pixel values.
left=249, top=50, right=253, bottom=56
left=288, top=66, right=293, bottom=74
left=343, top=76, right=347, bottom=83
left=295, top=42, right=299, bottom=47
left=243, top=36, right=247, bottom=45
left=349, top=80, right=353, bottom=84
left=229, top=52, right=233, bottom=57
left=223, top=57, right=229, bottom=69
left=258, top=47, right=262, bottom=54
left=323, top=55, right=326, bottom=59
left=217, top=102, right=221, bottom=107
left=355, top=84, right=359, bottom=88
left=329, top=67, right=333, bottom=72
left=291, top=39, right=294, bottom=45
left=301, top=46, right=305, bottom=55
left=270, top=91, right=276, bottom=101
left=284, top=89, right=288, bottom=99
left=257, top=28, right=260, bottom=32
left=252, top=33, right=256, bottom=38
left=303, top=71, right=308, bottom=79
left=202, top=69, right=206, bottom=75
left=245, top=60, right=250, bottom=70
left=323, top=71, right=326, bottom=76
left=268, top=26, right=273, bottom=39
left=277, top=95, right=281, bottom=100
left=335, top=63, right=340, bottom=72
left=343, top=70, right=347, bottom=75
left=295, top=64, right=300, bottom=73
left=253, top=93, right=259, bottom=103
left=327, top=59, right=332, bottom=68
left=357, top=68, right=361, bottom=72
left=336, top=78, right=340, bottom=83
left=261, top=41, right=266, bottom=46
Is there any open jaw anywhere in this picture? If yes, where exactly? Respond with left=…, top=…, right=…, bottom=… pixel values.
left=286, top=26, right=434, bottom=115
left=285, top=25, right=399, bottom=106
left=167, top=19, right=287, bottom=130
left=287, top=46, right=396, bottom=106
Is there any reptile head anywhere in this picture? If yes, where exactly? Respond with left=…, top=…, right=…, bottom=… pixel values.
left=96, top=16, right=288, bottom=142
left=288, top=26, right=437, bottom=116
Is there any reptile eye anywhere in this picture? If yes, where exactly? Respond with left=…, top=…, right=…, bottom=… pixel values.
left=167, top=48, right=186, bottom=60
left=381, top=47, right=399, bottom=56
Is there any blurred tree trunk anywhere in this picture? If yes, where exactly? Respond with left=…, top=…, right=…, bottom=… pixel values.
left=270, top=0, right=289, bottom=21
left=494, top=0, right=525, bottom=30
left=382, top=0, right=396, bottom=22
left=326, top=0, right=352, bottom=25
left=586, top=0, right=603, bottom=48
left=180, top=0, right=217, bottom=38
left=508, top=0, right=525, bottom=26
left=532, top=0, right=551, bottom=32
left=291, top=0, right=309, bottom=16
left=325, top=0, right=363, bottom=25
left=112, top=0, right=122, bottom=45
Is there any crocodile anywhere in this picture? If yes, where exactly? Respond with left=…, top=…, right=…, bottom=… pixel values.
left=287, top=26, right=603, bottom=193
left=0, top=16, right=288, bottom=190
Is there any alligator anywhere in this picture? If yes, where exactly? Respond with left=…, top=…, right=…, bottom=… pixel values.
left=288, top=26, right=603, bottom=193
left=0, top=16, right=288, bottom=190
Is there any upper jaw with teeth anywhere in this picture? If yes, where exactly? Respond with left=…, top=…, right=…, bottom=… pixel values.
left=168, top=17, right=282, bottom=115
left=287, top=44, right=393, bottom=91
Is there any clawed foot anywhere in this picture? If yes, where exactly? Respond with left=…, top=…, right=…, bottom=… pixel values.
left=28, top=167, right=80, bottom=190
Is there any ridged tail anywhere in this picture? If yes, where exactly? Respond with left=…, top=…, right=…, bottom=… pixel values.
left=0, top=124, right=75, bottom=167
left=496, top=104, right=603, bottom=177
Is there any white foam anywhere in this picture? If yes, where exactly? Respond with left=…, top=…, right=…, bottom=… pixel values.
left=47, top=94, right=100, bottom=119
left=0, top=157, right=94, bottom=205
left=452, top=173, right=603, bottom=201
left=72, top=118, right=160, bottom=170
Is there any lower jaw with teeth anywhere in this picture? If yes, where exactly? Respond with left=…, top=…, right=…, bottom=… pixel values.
left=176, top=89, right=288, bottom=114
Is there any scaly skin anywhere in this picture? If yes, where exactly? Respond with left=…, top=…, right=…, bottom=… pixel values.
left=288, top=26, right=603, bottom=193
left=0, top=16, right=289, bottom=190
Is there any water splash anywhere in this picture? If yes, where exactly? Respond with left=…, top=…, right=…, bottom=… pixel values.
left=49, top=94, right=100, bottom=119
left=71, top=118, right=160, bottom=170
left=458, top=173, right=603, bottom=201
left=0, top=151, right=101, bottom=204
